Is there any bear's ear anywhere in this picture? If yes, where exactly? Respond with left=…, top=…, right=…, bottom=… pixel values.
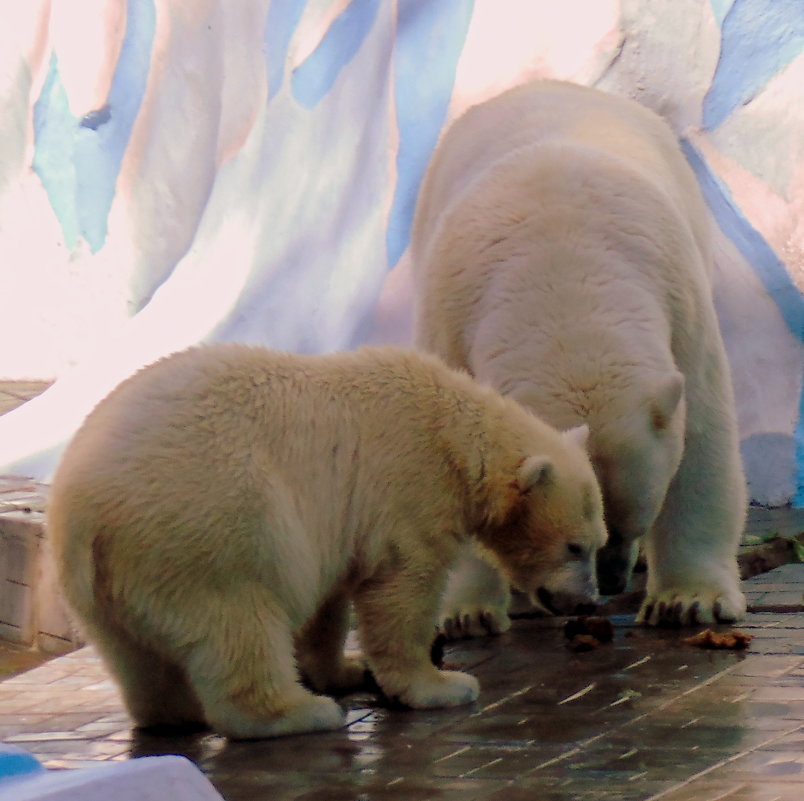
left=563, top=424, right=590, bottom=451
left=518, top=456, right=554, bottom=493
left=651, top=373, right=684, bottom=432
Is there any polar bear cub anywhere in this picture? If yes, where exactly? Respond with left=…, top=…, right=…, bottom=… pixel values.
left=412, top=79, right=747, bottom=631
left=48, top=344, right=606, bottom=739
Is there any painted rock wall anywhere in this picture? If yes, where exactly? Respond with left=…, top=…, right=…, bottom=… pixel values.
left=0, top=0, right=802, bottom=505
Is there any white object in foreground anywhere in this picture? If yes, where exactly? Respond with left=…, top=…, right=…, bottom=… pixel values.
left=0, top=754, right=224, bottom=801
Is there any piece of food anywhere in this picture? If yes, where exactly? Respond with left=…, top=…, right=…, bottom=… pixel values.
left=682, top=628, right=752, bottom=650
left=567, top=634, right=603, bottom=652
left=564, top=615, right=614, bottom=644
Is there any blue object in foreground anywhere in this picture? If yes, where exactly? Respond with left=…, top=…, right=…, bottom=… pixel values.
left=0, top=744, right=43, bottom=783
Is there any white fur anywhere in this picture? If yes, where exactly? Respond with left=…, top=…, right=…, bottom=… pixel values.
left=47, top=343, right=606, bottom=738
left=412, top=80, right=747, bottom=629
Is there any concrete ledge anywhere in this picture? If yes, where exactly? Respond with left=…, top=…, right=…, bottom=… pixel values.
left=0, top=478, right=78, bottom=654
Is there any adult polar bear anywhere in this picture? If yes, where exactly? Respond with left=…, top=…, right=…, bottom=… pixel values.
left=412, top=80, right=746, bottom=631
left=48, top=344, right=606, bottom=739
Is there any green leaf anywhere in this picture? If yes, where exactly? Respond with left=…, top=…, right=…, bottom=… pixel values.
left=742, top=535, right=766, bottom=546
left=792, top=539, right=804, bottom=563
left=742, top=530, right=780, bottom=546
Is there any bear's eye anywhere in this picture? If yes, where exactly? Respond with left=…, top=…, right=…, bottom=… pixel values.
left=567, top=543, right=584, bottom=558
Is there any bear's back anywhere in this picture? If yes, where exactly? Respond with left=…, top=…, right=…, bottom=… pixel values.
left=413, top=80, right=709, bottom=269
left=48, top=344, right=528, bottom=534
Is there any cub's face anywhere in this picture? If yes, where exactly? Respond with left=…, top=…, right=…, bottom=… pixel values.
left=479, top=426, right=608, bottom=616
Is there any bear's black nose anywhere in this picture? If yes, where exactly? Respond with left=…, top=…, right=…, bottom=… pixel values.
left=596, top=540, right=632, bottom=596
left=598, top=576, right=628, bottom=596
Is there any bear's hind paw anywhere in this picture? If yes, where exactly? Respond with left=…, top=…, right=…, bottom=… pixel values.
left=303, top=656, right=371, bottom=695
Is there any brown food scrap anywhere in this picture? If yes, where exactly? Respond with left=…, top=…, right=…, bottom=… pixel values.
left=682, top=628, right=752, bottom=650
left=564, top=615, right=614, bottom=644
left=567, top=634, right=602, bottom=652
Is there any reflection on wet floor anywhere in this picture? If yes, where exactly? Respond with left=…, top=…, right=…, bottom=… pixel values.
left=1, top=564, right=803, bottom=800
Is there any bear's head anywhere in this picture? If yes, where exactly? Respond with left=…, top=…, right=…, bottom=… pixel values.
left=590, top=372, right=686, bottom=595
left=477, top=424, right=608, bottom=616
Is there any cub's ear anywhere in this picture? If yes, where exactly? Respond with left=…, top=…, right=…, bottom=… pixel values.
left=563, top=424, right=590, bottom=451
left=518, top=456, right=554, bottom=493
left=651, top=372, right=684, bottom=432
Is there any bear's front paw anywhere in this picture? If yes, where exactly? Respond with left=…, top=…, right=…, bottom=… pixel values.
left=397, top=669, right=480, bottom=709
left=440, top=607, right=512, bottom=640
left=637, top=585, right=747, bottom=627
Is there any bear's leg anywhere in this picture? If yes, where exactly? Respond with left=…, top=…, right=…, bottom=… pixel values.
left=296, top=592, right=370, bottom=694
left=638, top=416, right=747, bottom=626
left=438, top=544, right=513, bottom=639
left=181, top=598, right=345, bottom=739
left=354, top=566, right=480, bottom=709
left=88, top=626, right=206, bottom=731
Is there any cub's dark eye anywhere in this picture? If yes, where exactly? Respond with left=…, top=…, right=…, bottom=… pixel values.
left=567, top=543, right=584, bottom=558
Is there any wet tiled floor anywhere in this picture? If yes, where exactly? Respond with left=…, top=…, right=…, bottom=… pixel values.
left=1, top=564, right=803, bottom=800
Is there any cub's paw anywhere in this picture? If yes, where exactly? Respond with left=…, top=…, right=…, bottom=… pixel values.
left=440, top=607, right=512, bottom=640
left=397, top=669, right=480, bottom=709
left=439, top=553, right=512, bottom=640
left=217, top=693, right=345, bottom=740
left=637, top=585, right=747, bottom=627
